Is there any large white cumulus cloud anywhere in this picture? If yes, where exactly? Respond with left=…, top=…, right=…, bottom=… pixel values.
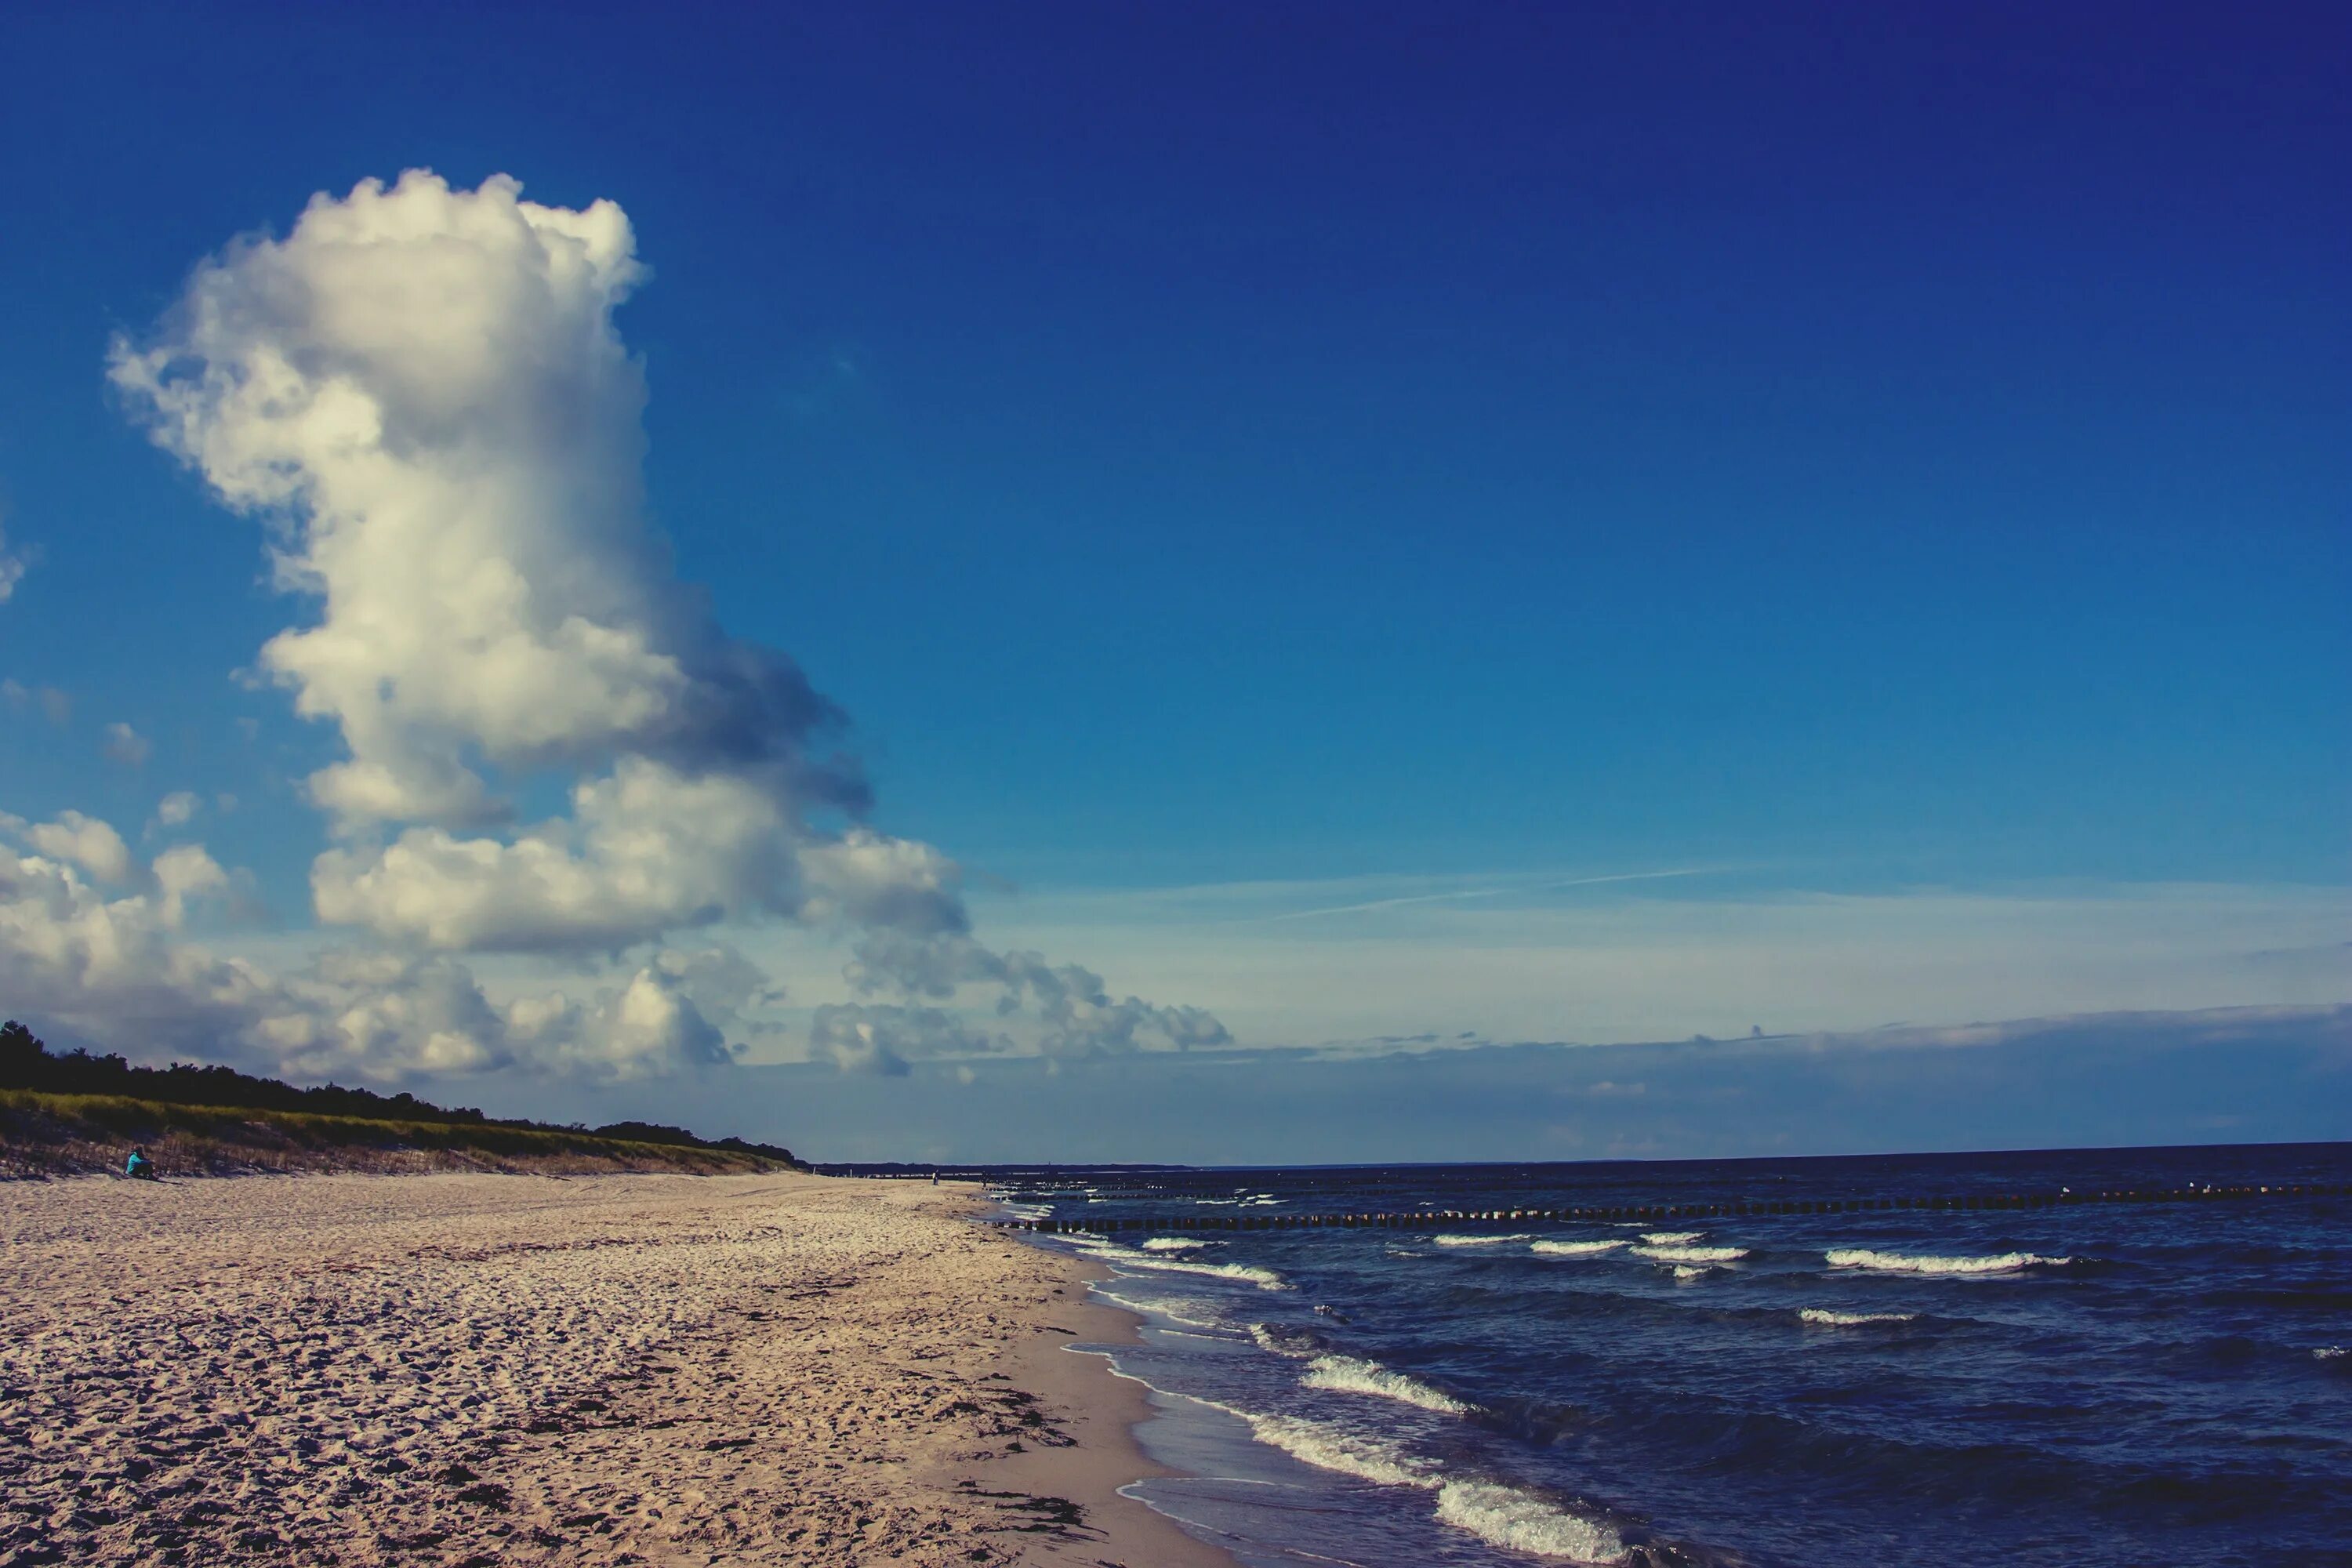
left=110, top=170, right=861, bottom=833
left=71, top=169, right=1229, bottom=1081
left=0, top=811, right=733, bottom=1083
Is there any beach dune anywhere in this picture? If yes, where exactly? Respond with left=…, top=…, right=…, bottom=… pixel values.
left=0, top=1171, right=1229, bottom=1566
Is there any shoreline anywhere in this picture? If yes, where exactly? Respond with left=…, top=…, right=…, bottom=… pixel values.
left=935, top=1181, right=1246, bottom=1568
left=985, top=1242, right=1246, bottom=1567
left=0, top=1170, right=1239, bottom=1567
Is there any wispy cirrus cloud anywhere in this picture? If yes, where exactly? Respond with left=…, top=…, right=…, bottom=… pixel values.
left=1261, top=866, right=1728, bottom=922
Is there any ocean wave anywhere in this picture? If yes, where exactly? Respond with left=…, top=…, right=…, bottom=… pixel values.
left=1632, top=1243, right=1750, bottom=1264
left=1302, top=1354, right=1475, bottom=1414
left=1531, top=1239, right=1625, bottom=1257
left=1435, top=1479, right=1630, bottom=1565
left=1236, top=1409, right=1439, bottom=1489
left=1826, top=1248, right=2070, bottom=1276
left=1121, top=1254, right=1291, bottom=1290
left=1139, top=1236, right=1215, bottom=1252
left=1248, top=1322, right=1319, bottom=1358
left=1061, top=1234, right=1290, bottom=1290
left=1095, top=1288, right=1230, bottom=1332
left=1672, top=1265, right=1710, bottom=1280
left=2316, top=1346, right=2347, bottom=1361
left=1799, top=1308, right=1919, bottom=1326
left=1214, top=1406, right=1627, bottom=1563
left=1640, top=1231, right=1703, bottom=1244
left=1433, top=1232, right=1536, bottom=1248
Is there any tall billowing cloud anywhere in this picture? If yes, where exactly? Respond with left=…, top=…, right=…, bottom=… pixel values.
left=85, top=169, right=1225, bottom=1079
left=110, top=172, right=860, bottom=836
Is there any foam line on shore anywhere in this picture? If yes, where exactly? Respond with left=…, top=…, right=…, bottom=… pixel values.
left=1192, top=1399, right=1629, bottom=1565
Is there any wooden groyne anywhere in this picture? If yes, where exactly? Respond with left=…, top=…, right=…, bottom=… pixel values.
left=990, top=1181, right=2348, bottom=1232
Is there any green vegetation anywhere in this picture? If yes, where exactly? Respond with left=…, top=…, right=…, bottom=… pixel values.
left=0, top=1019, right=804, bottom=1178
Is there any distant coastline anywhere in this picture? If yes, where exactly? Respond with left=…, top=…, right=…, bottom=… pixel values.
left=0, top=1018, right=803, bottom=1178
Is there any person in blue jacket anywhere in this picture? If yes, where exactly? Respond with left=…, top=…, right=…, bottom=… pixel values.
left=125, top=1147, right=155, bottom=1180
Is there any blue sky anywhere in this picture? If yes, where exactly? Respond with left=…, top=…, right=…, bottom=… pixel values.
left=0, top=5, right=2343, bottom=1158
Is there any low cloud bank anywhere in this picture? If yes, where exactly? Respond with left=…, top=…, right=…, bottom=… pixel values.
left=543, top=1004, right=2352, bottom=1163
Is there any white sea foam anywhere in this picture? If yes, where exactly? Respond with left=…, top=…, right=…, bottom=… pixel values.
left=1302, top=1354, right=1475, bottom=1414
left=1435, top=1479, right=1630, bottom=1565
left=1826, top=1248, right=2069, bottom=1276
left=1061, top=1234, right=1289, bottom=1290
left=1095, top=1288, right=1230, bottom=1332
left=1120, top=1254, right=1291, bottom=1290
left=1531, top=1239, right=1625, bottom=1258
left=1672, top=1265, right=1708, bottom=1280
left=1248, top=1322, right=1318, bottom=1358
left=1639, top=1231, right=1702, bottom=1244
left=1236, top=1409, right=1439, bottom=1489
left=2315, top=1346, right=2347, bottom=1361
left=1632, top=1243, right=1749, bottom=1264
left=1202, top=1399, right=1628, bottom=1565
left=1800, top=1308, right=1919, bottom=1326
left=1139, top=1236, right=1214, bottom=1251
left=1433, top=1232, right=1536, bottom=1248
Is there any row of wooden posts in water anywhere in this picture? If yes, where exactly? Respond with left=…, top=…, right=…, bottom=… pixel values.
left=993, top=1181, right=2347, bottom=1232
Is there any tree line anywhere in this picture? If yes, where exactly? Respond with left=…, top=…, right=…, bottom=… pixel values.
left=0, top=1018, right=800, bottom=1166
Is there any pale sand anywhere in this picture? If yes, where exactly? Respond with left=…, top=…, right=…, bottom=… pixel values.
left=0, top=1172, right=1235, bottom=1567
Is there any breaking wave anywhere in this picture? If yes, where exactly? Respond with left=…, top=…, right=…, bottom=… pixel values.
left=1140, top=1236, right=1215, bottom=1252
left=1094, top=1287, right=1231, bottom=1332
left=1261, top=1416, right=1432, bottom=1490
left=1302, top=1354, right=1475, bottom=1414
left=1204, top=1402, right=1628, bottom=1563
left=1632, top=1243, right=1750, bottom=1264
left=1064, top=1233, right=1290, bottom=1290
left=1531, top=1239, right=1626, bottom=1257
left=1249, top=1322, right=1319, bottom=1358
left=1436, top=1479, right=1630, bottom=1565
left=1640, top=1231, right=1703, bottom=1244
left=1434, top=1232, right=1537, bottom=1247
left=1125, top=1254, right=1290, bottom=1290
left=1799, top=1308, right=1919, bottom=1326
left=1826, top=1248, right=2070, bottom=1276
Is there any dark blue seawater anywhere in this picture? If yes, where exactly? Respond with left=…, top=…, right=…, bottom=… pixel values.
left=983, top=1144, right=2352, bottom=1568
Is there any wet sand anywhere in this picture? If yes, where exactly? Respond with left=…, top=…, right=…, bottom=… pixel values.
left=0, top=1171, right=1234, bottom=1567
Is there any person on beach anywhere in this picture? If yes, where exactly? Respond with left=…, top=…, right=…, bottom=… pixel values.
left=125, top=1147, right=155, bottom=1181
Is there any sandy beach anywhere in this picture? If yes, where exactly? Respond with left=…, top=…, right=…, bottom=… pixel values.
left=0, top=1171, right=1234, bottom=1567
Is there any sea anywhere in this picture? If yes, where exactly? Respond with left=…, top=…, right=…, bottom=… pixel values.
left=978, top=1143, right=2352, bottom=1568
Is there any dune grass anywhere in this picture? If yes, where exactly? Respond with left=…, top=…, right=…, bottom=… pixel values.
left=1, top=1088, right=797, bottom=1178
